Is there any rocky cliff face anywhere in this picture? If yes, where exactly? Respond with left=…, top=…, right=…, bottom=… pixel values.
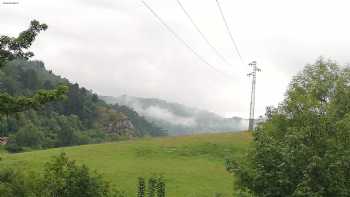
left=105, top=114, right=135, bottom=138
left=0, top=137, right=8, bottom=145
left=96, top=106, right=136, bottom=138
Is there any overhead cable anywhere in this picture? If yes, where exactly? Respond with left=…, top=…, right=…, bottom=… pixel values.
left=176, top=0, right=232, bottom=67
left=216, top=0, right=245, bottom=64
left=142, top=1, right=234, bottom=79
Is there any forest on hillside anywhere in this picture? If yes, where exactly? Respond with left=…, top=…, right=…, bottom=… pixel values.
left=0, top=59, right=166, bottom=152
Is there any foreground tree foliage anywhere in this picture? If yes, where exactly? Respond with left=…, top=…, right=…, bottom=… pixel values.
left=229, top=58, right=350, bottom=197
left=0, top=85, right=67, bottom=115
left=0, top=20, right=47, bottom=67
left=0, top=20, right=68, bottom=136
left=0, top=153, right=126, bottom=197
left=39, top=153, right=123, bottom=197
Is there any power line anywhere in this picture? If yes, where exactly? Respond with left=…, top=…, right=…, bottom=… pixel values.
left=176, top=0, right=232, bottom=67
left=216, top=0, right=244, bottom=64
left=142, top=1, right=234, bottom=79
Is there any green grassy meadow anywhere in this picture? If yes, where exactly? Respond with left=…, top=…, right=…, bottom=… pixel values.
left=0, top=132, right=252, bottom=197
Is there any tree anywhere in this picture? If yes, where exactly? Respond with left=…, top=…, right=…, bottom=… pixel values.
left=39, top=153, right=118, bottom=197
left=228, top=58, right=350, bottom=196
left=6, top=123, right=44, bottom=151
left=0, top=20, right=68, bottom=136
left=0, top=20, right=47, bottom=67
left=54, top=114, right=86, bottom=147
left=0, top=153, right=125, bottom=197
left=0, top=86, right=68, bottom=115
left=20, top=69, right=40, bottom=90
left=0, top=168, right=36, bottom=197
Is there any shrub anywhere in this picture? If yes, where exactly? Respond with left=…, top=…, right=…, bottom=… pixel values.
left=38, top=153, right=119, bottom=197
left=137, top=175, right=166, bottom=197
left=0, top=168, right=38, bottom=197
left=0, top=153, right=125, bottom=197
left=5, top=123, right=44, bottom=152
left=138, top=177, right=146, bottom=197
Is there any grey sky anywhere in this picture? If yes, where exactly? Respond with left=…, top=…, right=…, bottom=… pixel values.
left=1, top=0, right=350, bottom=118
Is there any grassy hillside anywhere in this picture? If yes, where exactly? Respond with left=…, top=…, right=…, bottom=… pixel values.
left=0, top=132, right=252, bottom=197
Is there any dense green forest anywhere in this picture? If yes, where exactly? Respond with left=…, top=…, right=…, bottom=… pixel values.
left=0, top=59, right=166, bottom=152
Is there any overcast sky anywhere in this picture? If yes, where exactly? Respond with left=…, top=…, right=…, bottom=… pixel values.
left=1, top=0, right=350, bottom=118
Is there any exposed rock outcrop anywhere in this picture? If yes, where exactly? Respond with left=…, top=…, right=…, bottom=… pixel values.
left=96, top=106, right=136, bottom=137
left=0, top=137, right=8, bottom=145
left=105, top=113, right=135, bottom=137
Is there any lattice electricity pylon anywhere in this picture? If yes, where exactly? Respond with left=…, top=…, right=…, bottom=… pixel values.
left=247, top=61, right=261, bottom=131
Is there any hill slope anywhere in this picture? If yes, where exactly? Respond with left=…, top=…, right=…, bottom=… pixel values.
left=1, top=132, right=252, bottom=197
left=102, top=95, right=248, bottom=135
left=0, top=60, right=165, bottom=152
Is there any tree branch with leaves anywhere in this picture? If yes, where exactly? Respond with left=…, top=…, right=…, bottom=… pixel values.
left=0, top=20, right=68, bottom=136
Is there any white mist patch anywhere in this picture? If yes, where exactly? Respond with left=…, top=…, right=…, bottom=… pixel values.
left=129, top=102, right=196, bottom=127
left=107, top=95, right=250, bottom=134
left=238, top=119, right=249, bottom=131
left=143, top=106, right=196, bottom=126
